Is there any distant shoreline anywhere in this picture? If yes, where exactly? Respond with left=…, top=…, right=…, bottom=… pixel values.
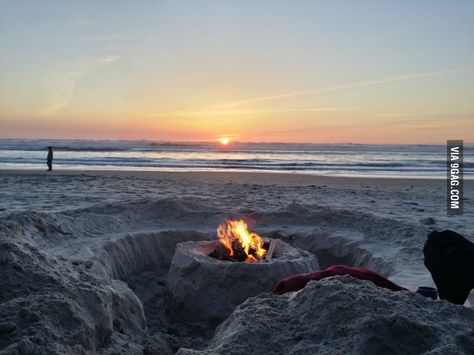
left=2, top=168, right=473, bottom=181
left=1, top=139, right=472, bottom=179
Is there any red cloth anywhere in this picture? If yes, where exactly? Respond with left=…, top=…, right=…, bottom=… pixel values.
left=272, top=265, right=407, bottom=295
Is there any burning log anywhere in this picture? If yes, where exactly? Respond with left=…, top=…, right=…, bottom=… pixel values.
left=208, top=240, right=269, bottom=262
left=208, top=243, right=230, bottom=260
left=230, top=240, right=248, bottom=262
left=265, top=240, right=276, bottom=260
left=208, top=218, right=271, bottom=262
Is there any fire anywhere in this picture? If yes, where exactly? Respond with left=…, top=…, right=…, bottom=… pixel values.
left=216, top=219, right=267, bottom=262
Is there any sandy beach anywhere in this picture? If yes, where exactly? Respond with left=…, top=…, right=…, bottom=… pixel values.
left=3, top=0, right=474, bottom=352
left=1, top=170, right=473, bottom=354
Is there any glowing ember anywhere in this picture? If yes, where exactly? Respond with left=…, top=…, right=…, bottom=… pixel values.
left=211, top=219, right=269, bottom=262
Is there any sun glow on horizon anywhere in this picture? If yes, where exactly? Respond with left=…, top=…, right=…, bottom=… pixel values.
left=219, top=137, right=231, bottom=145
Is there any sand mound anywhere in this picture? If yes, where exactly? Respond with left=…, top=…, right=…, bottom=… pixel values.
left=178, top=276, right=474, bottom=355
left=0, top=227, right=146, bottom=354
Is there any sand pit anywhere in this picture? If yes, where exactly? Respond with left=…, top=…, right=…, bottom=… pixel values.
left=166, top=239, right=319, bottom=323
left=1, top=177, right=473, bottom=355
left=0, top=208, right=441, bottom=354
left=271, top=230, right=396, bottom=276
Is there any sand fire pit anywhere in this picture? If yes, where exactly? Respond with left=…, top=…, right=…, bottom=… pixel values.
left=167, top=219, right=319, bottom=323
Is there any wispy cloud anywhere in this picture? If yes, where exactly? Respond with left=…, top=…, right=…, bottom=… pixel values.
left=79, top=34, right=130, bottom=41
left=216, top=69, right=459, bottom=109
left=144, top=107, right=354, bottom=118
left=39, top=55, right=121, bottom=117
left=376, top=112, right=474, bottom=119
left=100, top=55, right=121, bottom=64
left=376, top=113, right=407, bottom=118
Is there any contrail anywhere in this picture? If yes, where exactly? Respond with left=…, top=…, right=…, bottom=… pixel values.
left=216, top=69, right=459, bottom=109
left=145, top=107, right=354, bottom=118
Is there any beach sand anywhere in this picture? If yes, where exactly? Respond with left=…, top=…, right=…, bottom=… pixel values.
left=1, top=170, right=473, bottom=354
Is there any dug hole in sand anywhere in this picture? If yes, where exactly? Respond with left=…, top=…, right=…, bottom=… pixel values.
left=2, top=198, right=474, bottom=354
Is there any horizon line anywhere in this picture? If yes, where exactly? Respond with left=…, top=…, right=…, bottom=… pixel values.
left=0, top=137, right=472, bottom=146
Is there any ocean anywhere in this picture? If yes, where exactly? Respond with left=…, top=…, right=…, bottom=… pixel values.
left=0, top=139, right=472, bottom=178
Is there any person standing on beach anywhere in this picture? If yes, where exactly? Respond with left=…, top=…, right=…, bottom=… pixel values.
left=46, top=146, right=53, bottom=171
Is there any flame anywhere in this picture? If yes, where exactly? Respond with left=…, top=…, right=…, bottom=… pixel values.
left=216, top=219, right=267, bottom=262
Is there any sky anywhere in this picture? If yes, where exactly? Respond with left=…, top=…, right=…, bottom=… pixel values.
left=0, top=0, right=473, bottom=143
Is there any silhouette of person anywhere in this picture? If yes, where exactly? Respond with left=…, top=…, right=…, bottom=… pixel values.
left=47, top=146, right=53, bottom=171
left=424, top=230, right=474, bottom=304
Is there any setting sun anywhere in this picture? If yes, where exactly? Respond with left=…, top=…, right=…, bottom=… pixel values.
left=219, top=137, right=230, bottom=145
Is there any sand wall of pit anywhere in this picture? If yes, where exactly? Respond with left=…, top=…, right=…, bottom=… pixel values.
left=279, top=231, right=396, bottom=276
left=89, top=230, right=210, bottom=283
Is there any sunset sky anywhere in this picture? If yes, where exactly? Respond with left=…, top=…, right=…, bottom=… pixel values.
left=1, top=0, right=473, bottom=143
